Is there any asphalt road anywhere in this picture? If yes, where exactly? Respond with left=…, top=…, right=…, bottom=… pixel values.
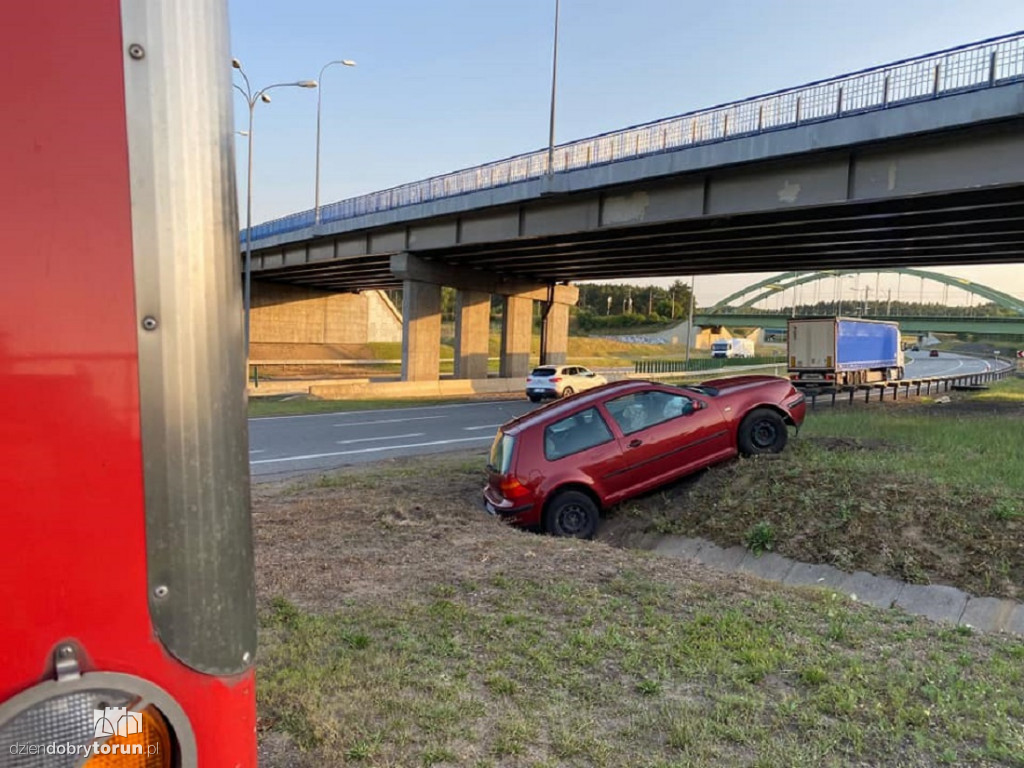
left=902, top=350, right=996, bottom=378
left=249, top=399, right=536, bottom=479
left=249, top=352, right=1000, bottom=479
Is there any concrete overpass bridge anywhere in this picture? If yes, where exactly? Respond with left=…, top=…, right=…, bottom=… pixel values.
left=245, top=32, right=1024, bottom=380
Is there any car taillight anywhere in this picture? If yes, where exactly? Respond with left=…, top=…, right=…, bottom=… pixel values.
left=549, top=377, right=561, bottom=383
left=499, top=477, right=531, bottom=500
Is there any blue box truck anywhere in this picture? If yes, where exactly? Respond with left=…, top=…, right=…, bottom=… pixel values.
left=787, top=317, right=904, bottom=386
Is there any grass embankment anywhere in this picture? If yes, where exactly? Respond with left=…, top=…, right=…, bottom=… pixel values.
left=628, top=378, right=1024, bottom=600
left=255, top=386, right=1024, bottom=766
left=250, top=335, right=687, bottom=384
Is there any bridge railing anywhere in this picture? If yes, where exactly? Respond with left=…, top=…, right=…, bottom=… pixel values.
left=246, top=31, right=1024, bottom=243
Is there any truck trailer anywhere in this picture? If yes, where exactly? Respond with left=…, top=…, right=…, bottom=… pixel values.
left=787, top=317, right=904, bottom=386
left=710, top=338, right=756, bottom=359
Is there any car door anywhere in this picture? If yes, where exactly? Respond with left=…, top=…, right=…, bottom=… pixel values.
left=600, top=389, right=732, bottom=499
left=538, top=406, right=624, bottom=501
left=575, top=366, right=598, bottom=391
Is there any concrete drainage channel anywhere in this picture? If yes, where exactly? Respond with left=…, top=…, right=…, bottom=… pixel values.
left=653, top=535, right=1024, bottom=636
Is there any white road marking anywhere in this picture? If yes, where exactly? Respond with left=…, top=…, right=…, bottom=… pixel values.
left=337, top=432, right=424, bottom=445
left=251, top=400, right=523, bottom=421
left=463, top=424, right=504, bottom=431
left=250, top=435, right=492, bottom=465
left=249, top=449, right=265, bottom=454
left=334, top=415, right=444, bottom=427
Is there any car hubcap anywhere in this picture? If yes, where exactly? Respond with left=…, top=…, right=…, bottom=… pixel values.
left=558, top=503, right=587, bottom=534
left=752, top=420, right=777, bottom=448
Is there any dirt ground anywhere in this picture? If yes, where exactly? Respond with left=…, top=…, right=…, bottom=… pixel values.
left=251, top=457, right=723, bottom=614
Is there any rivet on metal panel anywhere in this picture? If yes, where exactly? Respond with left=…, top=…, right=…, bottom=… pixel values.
left=142, top=316, right=159, bottom=331
left=128, top=43, right=146, bottom=60
left=154, top=585, right=169, bottom=599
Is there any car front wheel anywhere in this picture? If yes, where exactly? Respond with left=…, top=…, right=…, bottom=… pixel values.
left=737, top=408, right=788, bottom=456
left=544, top=490, right=599, bottom=539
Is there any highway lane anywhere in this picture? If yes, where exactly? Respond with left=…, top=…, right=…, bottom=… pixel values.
left=249, top=353, right=1000, bottom=479
left=249, top=399, right=536, bottom=479
left=902, top=350, right=996, bottom=379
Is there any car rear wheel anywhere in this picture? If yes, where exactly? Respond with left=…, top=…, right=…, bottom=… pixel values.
left=544, top=490, right=599, bottom=539
left=738, top=408, right=787, bottom=456
left=528, top=394, right=541, bottom=402
left=561, top=386, right=574, bottom=398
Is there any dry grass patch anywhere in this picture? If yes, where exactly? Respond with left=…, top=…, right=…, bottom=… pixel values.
left=254, top=453, right=1024, bottom=767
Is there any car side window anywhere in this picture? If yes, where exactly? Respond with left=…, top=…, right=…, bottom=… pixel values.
left=544, top=407, right=614, bottom=461
left=565, top=367, right=577, bottom=376
left=605, top=391, right=696, bottom=435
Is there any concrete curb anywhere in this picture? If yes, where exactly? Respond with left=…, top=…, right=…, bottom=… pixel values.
left=653, top=534, right=1023, bottom=636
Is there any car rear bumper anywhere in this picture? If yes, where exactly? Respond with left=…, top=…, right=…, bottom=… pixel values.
left=482, top=485, right=541, bottom=526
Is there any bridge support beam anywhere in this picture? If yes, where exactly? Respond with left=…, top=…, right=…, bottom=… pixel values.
left=454, top=289, right=491, bottom=379
left=400, top=280, right=442, bottom=382
left=500, top=295, right=533, bottom=379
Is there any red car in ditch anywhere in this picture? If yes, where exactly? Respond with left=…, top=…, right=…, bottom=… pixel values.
left=484, top=376, right=806, bottom=538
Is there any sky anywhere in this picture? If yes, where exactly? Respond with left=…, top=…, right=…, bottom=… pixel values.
left=228, top=0, right=1024, bottom=306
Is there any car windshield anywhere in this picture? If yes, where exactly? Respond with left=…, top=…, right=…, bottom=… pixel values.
left=488, top=432, right=515, bottom=474
left=530, top=367, right=558, bottom=377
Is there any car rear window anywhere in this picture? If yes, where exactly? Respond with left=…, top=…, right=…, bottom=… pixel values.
left=544, top=407, right=613, bottom=461
left=531, top=367, right=558, bottom=377
left=488, top=432, right=515, bottom=474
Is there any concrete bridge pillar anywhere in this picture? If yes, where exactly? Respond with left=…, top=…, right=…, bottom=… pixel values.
left=454, top=289, right=491, bottom=379
left=400, top=280, right=442, bottom=382
left=391, top=254, right=579, bottom=383
left=500, top=295, right=533, bottom=379
left=540, top=301, right=570, bottom=366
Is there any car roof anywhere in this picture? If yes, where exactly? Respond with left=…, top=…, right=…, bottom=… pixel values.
left=502, top=379, right=656, bottom=434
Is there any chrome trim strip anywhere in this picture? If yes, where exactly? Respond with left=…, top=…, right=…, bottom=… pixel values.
left=120, top=0, right=255, bottom=674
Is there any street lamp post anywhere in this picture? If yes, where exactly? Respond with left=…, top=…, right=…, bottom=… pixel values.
left=232, top=58, right=317, bottom=356
left=547, top=0, right=560, bottom=176
left=314, top=59, right=356, bottom=226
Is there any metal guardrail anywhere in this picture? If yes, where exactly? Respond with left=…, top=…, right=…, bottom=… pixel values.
left=246, top=31, right=1024, bottom=243
left=634, top=356, right=783, bottom=374
left=802, top=360, right=1015, bottom=408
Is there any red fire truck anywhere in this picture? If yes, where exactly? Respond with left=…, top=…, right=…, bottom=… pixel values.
left=1, top=1, right=257, bottom=765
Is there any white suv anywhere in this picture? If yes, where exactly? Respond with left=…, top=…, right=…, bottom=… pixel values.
left=525, top=365, right=608, bottom=402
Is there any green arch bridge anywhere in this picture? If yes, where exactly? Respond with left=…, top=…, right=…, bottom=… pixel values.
left=696, top=268, right=1024, bottom=336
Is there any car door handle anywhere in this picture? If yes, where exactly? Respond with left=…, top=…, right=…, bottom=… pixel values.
left=628, top=438, right=643, bottom=448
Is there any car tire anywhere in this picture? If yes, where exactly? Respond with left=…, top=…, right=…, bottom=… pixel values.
left=737, top=408, right=788, bottom=456
left=544, top=490, right=599, bottom=539
left=528, top=394, right=541, bottom=403
left=561, top=386, right=574, bottom=398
